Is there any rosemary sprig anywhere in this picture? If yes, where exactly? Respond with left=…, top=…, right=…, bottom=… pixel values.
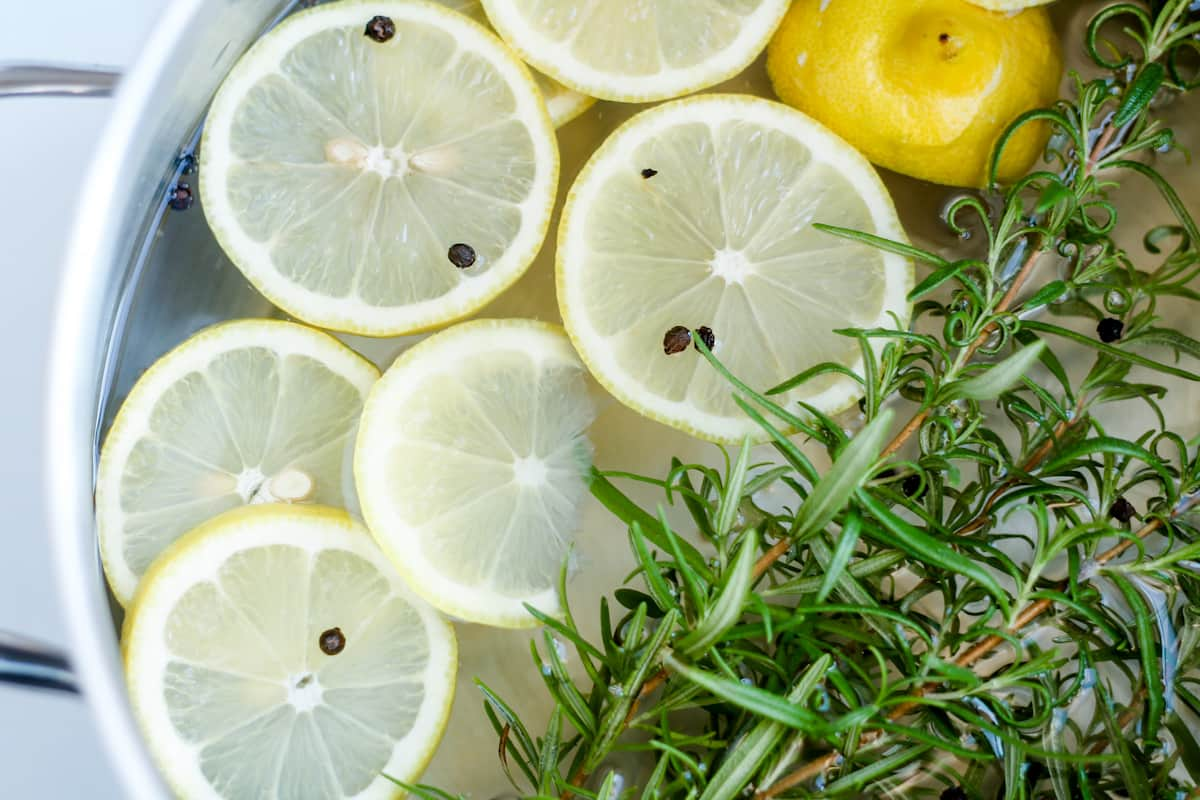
left=413, top=2, right=1200, bottom=798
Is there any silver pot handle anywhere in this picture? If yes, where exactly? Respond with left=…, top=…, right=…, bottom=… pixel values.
left=0, top=632, right=77, bottom=693
left=0, top=63, right=119, bottom=98
left=0, top=60, right=115, bottom=696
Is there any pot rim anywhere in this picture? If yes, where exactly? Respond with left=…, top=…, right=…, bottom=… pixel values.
left=44, top=0, right=203, bottom=796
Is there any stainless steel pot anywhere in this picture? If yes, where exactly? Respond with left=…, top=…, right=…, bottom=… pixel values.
left=6, top=2, right=1198, bottom=798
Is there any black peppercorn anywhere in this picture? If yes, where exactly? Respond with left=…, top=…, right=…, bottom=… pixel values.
left=319, top=627, right=346, bottom=655
left=695, top=326, right=715, bottom=351
left=168, top=183, right=194, bottom=211
left=364, top=15, right=396, bottom=42
left=1097, top=317, right=1124, bottom=343
left=1109, top=496, right=1136, bottom=523
left=641, top=168, right=658, bottom=179
left=940, top=788, right=968, bottom=800
left=663, top=326, right=691, bottom=355
left=448, top=243, right=477, bottom=269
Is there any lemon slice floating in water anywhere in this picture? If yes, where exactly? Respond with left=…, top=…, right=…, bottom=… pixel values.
left=96, top=319, right=378, bottom=606
left=557, top=95, right=913, bottom=444
left=201, top=1, right=559, bottom=336
left=438, top=0, right=595, bottom=127
left=355, top=319, right=595, bottom=628
left=481, top=0, right=791, bottom=102
left=123, top=504, right=456, bottom=800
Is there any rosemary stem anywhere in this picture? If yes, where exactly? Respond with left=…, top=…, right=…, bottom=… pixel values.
left=757, top=492, right=1199, bottom=797
left=754, top=239, right=1060, bottom=580
left=879, top=408, right=930, bottom=461
left=624, top=669, right=668, bottom=725
left=881, top=105, right=1121, bottom=462
left=1088, top=687, right=1147, bottom=755
left=563, top=670, right=671, bottom=796
left=959, top=396, right=1087, bottom=535
left=1085, top=123, right=1119, bottom=175
left=756, top=108, right=1122, bottom=584
left=561, top=767, right=587, bottom=800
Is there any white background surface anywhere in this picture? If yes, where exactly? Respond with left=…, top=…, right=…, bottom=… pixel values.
left=0, top=1, right=160, bottom=795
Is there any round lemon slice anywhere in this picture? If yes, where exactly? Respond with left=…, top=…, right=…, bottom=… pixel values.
left=355, top=319, right=595, bottom=628
left=557, top=95, right=913, bottom=443
left=439, top=0, right=595, bottom=126
left=97, top=319, right=378, bottom=607
left=480, top=0, right=791, bottom=103
left=200, top=1, right=559, bottom=336
left=123, top=504, right=456, bottom=800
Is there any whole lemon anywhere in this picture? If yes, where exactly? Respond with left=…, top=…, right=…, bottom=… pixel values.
left=766, top=0, right=1062, bottom=188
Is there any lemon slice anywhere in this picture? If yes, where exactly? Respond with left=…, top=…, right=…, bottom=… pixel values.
left=97, top=320, right=378, bottom=607
left=355, top=319, right=595, bottom=628
left=200, top=1, right=559, bottom=336
left=123, top=504, right=456, bottom=800
left=439, top=0, right=595, bottom=126
left=480, top=0, right=791, bottom=103
left=557, top=95, right=913, bottom=444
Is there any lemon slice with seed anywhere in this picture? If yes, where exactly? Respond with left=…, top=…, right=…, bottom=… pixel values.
left=557, top=95, right=913, bottom=444
left=439, top=0, right=595, bottom=127
left=355, top=319, right=595, bottom=628
left=96, top=319, right=378, bottom=607
left=200, top=1, right=559, bottom=336
left=123, top=504, right=456, bottom=800
left=480, top=0, right=791, bottom=103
